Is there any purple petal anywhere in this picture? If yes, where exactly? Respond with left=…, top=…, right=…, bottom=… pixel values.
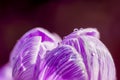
left=8, top=27, right=116, bottom=80
left=10, top=28, right=61, bottom=80
left=0, top=63, right=12, bottom=80
left=62, top=28, right=116, bottom=80
left=64, top=28, right=100, bottom=39
left=38, top=45, right=88, bottom=80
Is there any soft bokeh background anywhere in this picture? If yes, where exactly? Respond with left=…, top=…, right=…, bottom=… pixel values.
left=0, top=0, right=119, bottom=79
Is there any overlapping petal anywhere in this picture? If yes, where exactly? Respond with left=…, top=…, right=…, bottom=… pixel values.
left=39, top=45, right=88, bottom=80
left=0, top=27, right=115, bottom=80
left=10, top=28, right=61, bottom=80
left=62, top=28, right=116, bottom=80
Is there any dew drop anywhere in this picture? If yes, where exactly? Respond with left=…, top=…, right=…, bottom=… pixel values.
left=91, top=52, right=95, bottom=56
left=73, top=28, right=78, bottom=32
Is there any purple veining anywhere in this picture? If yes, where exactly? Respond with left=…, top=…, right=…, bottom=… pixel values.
left=0, top=27, right=116, bottom=80
left=62, top=28, right=116, bottom=80
left=42, top=45, right=88, bottom=80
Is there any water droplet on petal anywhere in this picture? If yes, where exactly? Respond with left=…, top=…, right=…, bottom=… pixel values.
left=73, top=28, right=78, bottom=32
left=91, top=52, right=95, bottom=56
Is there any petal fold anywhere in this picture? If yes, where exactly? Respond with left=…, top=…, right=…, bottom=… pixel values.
left=62, top=28, right=116, bottom=80
left=10, top=28, right=61, bottom=80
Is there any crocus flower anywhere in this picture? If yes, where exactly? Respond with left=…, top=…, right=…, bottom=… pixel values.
left=0, top=27, right=116, bottom=80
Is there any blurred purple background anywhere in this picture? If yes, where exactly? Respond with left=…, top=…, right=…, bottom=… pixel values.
left=0, top=0, right=120, bottom=79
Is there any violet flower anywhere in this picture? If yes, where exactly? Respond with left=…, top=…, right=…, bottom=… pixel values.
left=0, top=27, right=116, bottom=80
